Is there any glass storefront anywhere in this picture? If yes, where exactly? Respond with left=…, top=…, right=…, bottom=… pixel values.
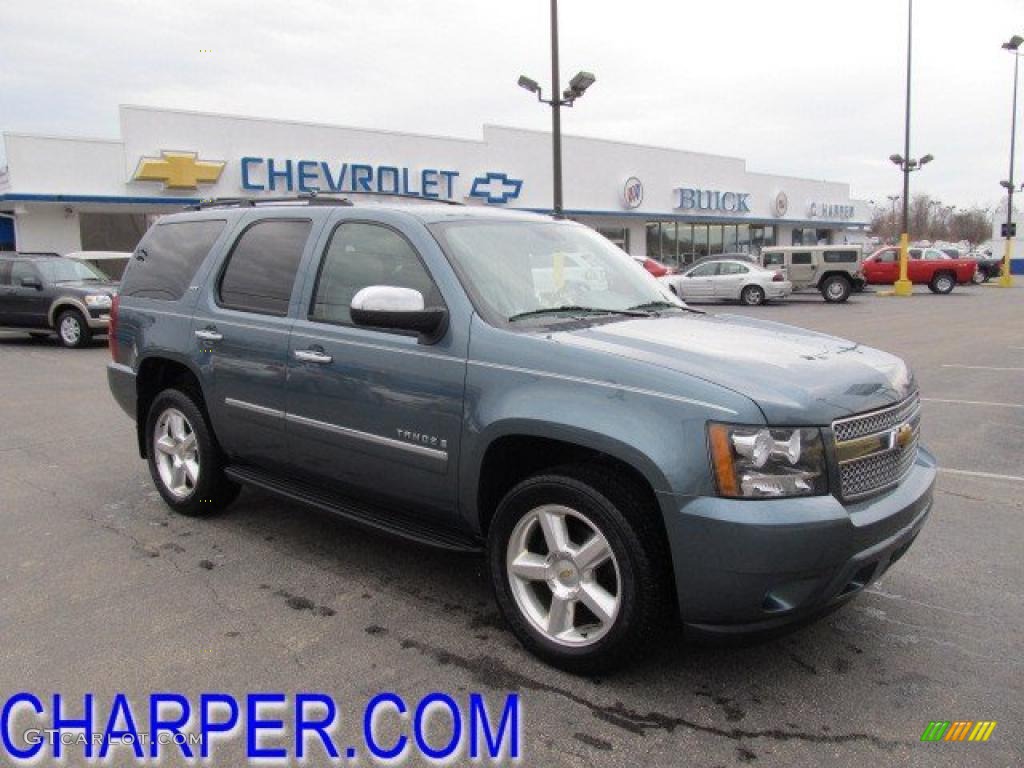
left=596, top=225, right=629, bottom=251
left=792, top=228, right=832, bottom=246
left=645, top=222, right=775, bottom=267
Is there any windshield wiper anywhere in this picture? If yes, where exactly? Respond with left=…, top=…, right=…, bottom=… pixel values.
left=627, top=300, right=703, bottom=315
left=508, top=305, right=650, bottom=322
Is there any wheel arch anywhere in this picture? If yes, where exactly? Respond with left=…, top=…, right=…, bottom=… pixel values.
left=134, top=354, right=211, bottom=458
left=48, top=297, right=90, bottom=327
left=469, top=423, right=672, bottom=539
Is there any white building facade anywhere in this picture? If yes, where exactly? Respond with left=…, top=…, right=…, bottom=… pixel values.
left=1, top=105, right=873, bottom=264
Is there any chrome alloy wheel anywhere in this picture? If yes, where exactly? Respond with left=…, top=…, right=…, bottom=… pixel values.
left=506, top=504, right=621, bottom=647
left=936, top=274, right=954, bottom=292
left=826, top=281, right=845, bottom=300
left=59, top=314, right=81, bottom=345
left=152, top=408, right=200, bottom=499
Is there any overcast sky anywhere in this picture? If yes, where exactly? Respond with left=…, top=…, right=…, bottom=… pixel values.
left=1, top=0, right=1021, bottom=211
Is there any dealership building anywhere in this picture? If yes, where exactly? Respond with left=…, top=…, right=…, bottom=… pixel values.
left=1, top=105, right=874, bottom=264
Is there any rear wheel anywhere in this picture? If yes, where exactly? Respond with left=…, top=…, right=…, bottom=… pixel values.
left=821, top=275, right=851, bottom=303
left=487, top=466, right=670, bottom=674
left=740, top=285, right=765, bottom=306
left=57, top=309, right=91, bottom=348
left=929, top=272, right=955, bottom=294
left=145, top=388, right=239, bottom=516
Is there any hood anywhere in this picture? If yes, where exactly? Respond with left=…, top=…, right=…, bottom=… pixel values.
left=552, top=312, right=914, bottom=425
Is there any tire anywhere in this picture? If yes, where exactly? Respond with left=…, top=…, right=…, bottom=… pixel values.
left=971, top=268, right=985, bottom=285
left=487, top=465, right=671, bottom=674
left=145, top=388, right=239, bottom=516
left=980, top=268, right=992, bottom=283
left=56, top=309, right=91, bottom=348
left=929, top=272, right=955, bottom=294
left=740, top=285, right=765, bottom=306
left=820, top=275, right=851, bottom=303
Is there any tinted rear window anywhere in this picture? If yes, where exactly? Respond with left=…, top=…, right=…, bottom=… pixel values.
left=121, top=220, right=226, bottom=300
left=823, top=250, right=858, bottom=263
left=218, top=219, right=312, bottom=316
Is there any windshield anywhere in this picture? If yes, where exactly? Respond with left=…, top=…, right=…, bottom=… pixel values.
left=34, top=258, right=109, bottom=283
left=431, top=220, right=681, bottom=324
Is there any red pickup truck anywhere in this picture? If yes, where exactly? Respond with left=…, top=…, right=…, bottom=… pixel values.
left=863, top=246, right=977, bottom=293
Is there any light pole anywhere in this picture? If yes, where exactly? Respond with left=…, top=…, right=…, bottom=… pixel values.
left=887, top=194, right=900, bottom=242
left=998, top=34, right=1022, bottom=287
left=888, top=0, right=934, bottom=296
left=518, top=0, right=596, bottom=218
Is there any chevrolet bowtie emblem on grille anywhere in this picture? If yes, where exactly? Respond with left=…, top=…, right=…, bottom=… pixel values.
left=895, top=422, right=914, bottom=449
left=133, top=151, right=225, bottom=190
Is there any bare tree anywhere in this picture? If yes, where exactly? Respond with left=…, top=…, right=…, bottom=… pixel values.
left=869, top=194, right=991, bottom=246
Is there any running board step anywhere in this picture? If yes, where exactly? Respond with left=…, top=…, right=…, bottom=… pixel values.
left=225, top=465, right=482, bottom=553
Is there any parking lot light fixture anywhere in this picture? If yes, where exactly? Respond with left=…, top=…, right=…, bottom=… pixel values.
left=517, top=0, right=596, bottom=218
left=998, top=35, right=1022, bottom=287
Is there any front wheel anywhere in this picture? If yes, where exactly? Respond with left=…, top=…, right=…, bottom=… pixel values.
left=740, top=285, right=765, bottom=306
left=145, top=388, right=239, bottom=516
left=929, top=272, right=955, bottom=294
left=57, top=309, right=91, bottom=348
left=488, top=467, right=670, bottom=674
left=971, top=268, right=985, bottom=285
left=821, top=275, right=851, bottom=303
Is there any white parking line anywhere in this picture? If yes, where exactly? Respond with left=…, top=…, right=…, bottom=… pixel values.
left=939, top=468, right=1024, bottom=483
left=941, top=364, right=1024, bottom=372
left=921, top=397, right=1024, bottom=409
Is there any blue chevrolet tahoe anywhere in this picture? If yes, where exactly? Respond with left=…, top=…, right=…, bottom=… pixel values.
left=107, top=197, right=936, bottom=673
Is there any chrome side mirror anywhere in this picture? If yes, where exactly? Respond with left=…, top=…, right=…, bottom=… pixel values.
left=350, top=286, right=447, bottom=341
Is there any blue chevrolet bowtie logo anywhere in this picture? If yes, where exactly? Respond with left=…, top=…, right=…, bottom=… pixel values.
left=469, top=172, right=523, bottom=204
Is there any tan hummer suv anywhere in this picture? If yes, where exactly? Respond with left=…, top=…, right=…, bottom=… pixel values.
left=759, top=245, right=866, bottom=303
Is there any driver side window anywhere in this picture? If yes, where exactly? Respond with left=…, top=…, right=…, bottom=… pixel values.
left=311, top=222, right=442, bottom=326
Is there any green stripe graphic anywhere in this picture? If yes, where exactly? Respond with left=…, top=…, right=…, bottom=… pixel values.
left=921, top=721, right=951, bottom=742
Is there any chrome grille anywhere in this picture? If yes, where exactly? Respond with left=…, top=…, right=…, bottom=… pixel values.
left=833, top=393, right=920, bottom=442
left=833, top=394, right=921, bottom=500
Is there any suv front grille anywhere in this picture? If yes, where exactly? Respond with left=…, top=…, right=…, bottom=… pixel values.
left=832, top=394, right=921, bottom=500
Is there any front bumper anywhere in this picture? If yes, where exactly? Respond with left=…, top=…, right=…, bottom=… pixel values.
left=661, top=446, right=937, bottom=631
left=86, top=306, right=111, bottom=329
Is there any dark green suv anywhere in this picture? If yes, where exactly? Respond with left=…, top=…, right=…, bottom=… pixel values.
left=0, top=253, right=118, bottom=347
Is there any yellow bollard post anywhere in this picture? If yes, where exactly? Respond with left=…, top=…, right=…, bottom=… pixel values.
left=998, top=235, right=1015, bottom=287
left=894, top=233, right=913, bottom=296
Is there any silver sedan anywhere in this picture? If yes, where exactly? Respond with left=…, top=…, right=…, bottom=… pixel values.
left=660, top=259, right=792, bottom=306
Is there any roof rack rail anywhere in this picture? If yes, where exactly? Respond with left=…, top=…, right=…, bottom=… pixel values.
left=188, top=189, right=465, bottom=210
left=336, top=190, right=465, bottom=206
left=190, top=194, right=353, bottom=210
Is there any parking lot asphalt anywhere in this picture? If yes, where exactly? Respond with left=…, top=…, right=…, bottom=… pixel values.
left=1, top=284, right=1021, bottom=767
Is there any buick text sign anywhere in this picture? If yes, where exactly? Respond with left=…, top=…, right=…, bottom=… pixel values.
left=676, top=187, right=752, bottom=213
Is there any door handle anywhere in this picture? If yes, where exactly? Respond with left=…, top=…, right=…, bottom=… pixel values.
left=195, top=329, right=223, bottom=342
left=294, top=348, right=333, bottom=364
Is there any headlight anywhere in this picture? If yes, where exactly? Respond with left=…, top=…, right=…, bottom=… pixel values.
left=708, top=423, right=828, bottom=498
left=84, top=294, right=112, bottom=308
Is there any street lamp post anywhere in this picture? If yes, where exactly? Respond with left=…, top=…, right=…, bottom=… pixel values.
left=998, top=34, right=1022, bottom=287
left=887, top=194, right=900, bottom=241
left=518, top=0, right=595, bottom=218
left=887, top=0, right=934, bottom=296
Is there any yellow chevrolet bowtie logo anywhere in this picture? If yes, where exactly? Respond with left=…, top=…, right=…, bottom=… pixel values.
left=133, top=151, right=225, bottom=190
